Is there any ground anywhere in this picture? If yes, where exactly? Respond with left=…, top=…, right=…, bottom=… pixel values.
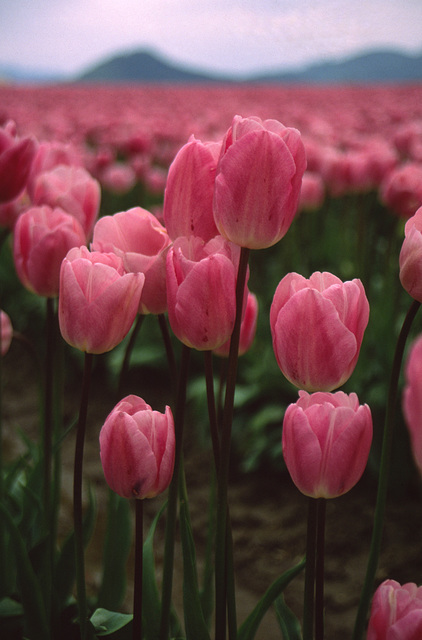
left=3, top=340, right=422, bottom=639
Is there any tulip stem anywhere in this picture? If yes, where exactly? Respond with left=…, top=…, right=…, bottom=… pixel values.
left=315, top=498, right=326, bottom=640
left=215, top=246, right=250, bottom=640
left=353, top=298, right=420, bottom=640
left=158, top=313, right=178, bottom=385
left=204, top=350, right=220, bottom=469
left=117, top=314, right=145, bottom=398
left=133, top=498, right=144, bottom=640
left=303, top=497, right=318, bottom=640
left=74, top=351, right=94, bottom=640
left=159, top=344, right=190, bottom=640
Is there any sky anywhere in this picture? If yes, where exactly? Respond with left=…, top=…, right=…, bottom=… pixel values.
left=1, top=0, right=422, bottom=78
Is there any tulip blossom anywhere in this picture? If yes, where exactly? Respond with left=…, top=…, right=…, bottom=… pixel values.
left=282, top=390, right=372, bottom=499
left=13, top=205, right=87, bottom=298
left=166, top=235, right=238, bottom=351
left=31, top=164, right=101, bottom=239
left=163, top=135, right=220, bottom=242
left=58, top=246, right=144, bottom=354
left=0, top=310, right=13, bottom=356
left=213, top=115, right=306, bottom=249
left=399, top=206, right=422, bottom=302
left=270, top=271, right=369, bottom=392
left=0, top=120, right=37, bottom=203
left=213, top=290, right=258, bottom=357
left=402, top=334, right=422, bottom=475
left=367, top=579, right=422, bottom=640
left=380, top=162, right=422, bottom=219
left=27, top=140, right=83, bottom=199
left=99, top=395, right=175, bottom=499
left=91, top=207, right=171, bottom=314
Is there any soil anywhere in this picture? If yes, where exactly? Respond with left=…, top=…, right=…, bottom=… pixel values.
left=3, top=340, right=422, bottom=639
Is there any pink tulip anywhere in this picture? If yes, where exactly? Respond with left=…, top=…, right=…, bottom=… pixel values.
left=367, top=580, right=422, bottom=640
left=270, top=271, right=369, bottom=392
left=282, top=390, right=372, bottom=498
left=91, top=207, right=171, bottom=314
left=27, top=140, right=83, bottom=199
left=0, top=120, right=37, bottom=203
left=99, top=395, right=175, bottom=499
left=0, top=310, right=13, bottom=356
left=213, top=115, right=306, bottom=249
left=31, top=165, right=101, bottom=239
left=166, top=235, right=238, bottom=351
left=298, top=171, right=325, bottom=212
left=213, top=290, right=258, bottom=357
left=402, top=334, right=422, bottom=475
left=399, top=206, right=422, bottom=302
left=163, top=135, right=220, bottom=242
left=13, top=206, right=87, bottom=298
left=58, top=246, right=144, bottom=353
left=380, top=162, right=422, bottom=219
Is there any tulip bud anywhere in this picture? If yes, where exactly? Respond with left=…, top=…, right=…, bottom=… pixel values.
left=13, top=205, right=87, bottom=298
left=0, top=120, right=37, bottom=203
left=91, top=207, right=171, bottom=314
left=163, top=135, right=221, bottom=242
left=0, top=310, right=13, bottom=356
left=31, top=165, right=101, bottom=239
left=367, top=579, right=422, bottom=640
left=399, top=206, right=422, bottom=302
left=402, top=334, right=422, bottom=475
left=270, top=271, right=369, bottom=392
left=166, top=235, right=238, bottom=351
left=58, top=246, right=144, bottom=354
left=99, top=395, right=175, bottom=499
left=282, top=390, right=372, bottom=499
left=213, top=115, right=306, bottom=249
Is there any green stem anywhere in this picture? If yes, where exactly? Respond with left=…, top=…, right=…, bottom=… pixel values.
left=133, top=498, right=144, bottom=640
left=44, top=297, right=55, bottom=521
left=74, top=352, right=94, bottom=640
left=158, top=313, right=178, bottom=386
left=303, top=497, right=318, bottom=640
left=215, top=246, right=250, bottom=640
left=353, top=298, right=420, bottom=640
left=117, top=314, right=145, bottom=398
left=315, top=499, right=326, bottom=640
left=204, top=350, right=220, bottom=470
left=159, top=344, right=191, bottom=640
left=0, top=315, right=4, bottom=598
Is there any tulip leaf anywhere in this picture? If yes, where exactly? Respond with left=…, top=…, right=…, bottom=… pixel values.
left=179, top=498, right=211, bottom=640
left=274, top=594, right=303, bottom=640
left=0, top=501, right=49, bottom=640
left=0, top=597, right=23, bottom=618
left=96, top=490, right=132, bottom=611
left=237, top=557, right=305, bottom=640
left=90, top=607, right=133, bottom=636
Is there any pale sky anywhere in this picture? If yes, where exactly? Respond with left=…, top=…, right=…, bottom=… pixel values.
left=1, top=0, right=421, bottom=77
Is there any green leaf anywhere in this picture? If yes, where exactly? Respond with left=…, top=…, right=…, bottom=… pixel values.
left=237, top=557, right=306, bottom=640
left=96, top=490, right=132, bottom=611
left=274, top=595, right=303, bottom=640
left=0, top=597, right=23, bottom=618
left=90, top=608, right=133, bottom=636
left=0, top=501, right=49, bottom=640
left=179, top=498, right=211, bottom=640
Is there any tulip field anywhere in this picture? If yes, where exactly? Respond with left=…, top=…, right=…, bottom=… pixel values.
left=2, top=81, right=422, bottom=639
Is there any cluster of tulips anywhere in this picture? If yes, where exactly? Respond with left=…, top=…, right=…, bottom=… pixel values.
left=2, top=104, right=422, bottom=640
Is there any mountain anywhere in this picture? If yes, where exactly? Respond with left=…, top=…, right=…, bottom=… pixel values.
left=77, top=48, right=422, bottom=85
left=251, top=50, right=422, bottom=84
left=2, top=48, right=422, bottom=85
left=78, top=50, right=232, bottom=84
